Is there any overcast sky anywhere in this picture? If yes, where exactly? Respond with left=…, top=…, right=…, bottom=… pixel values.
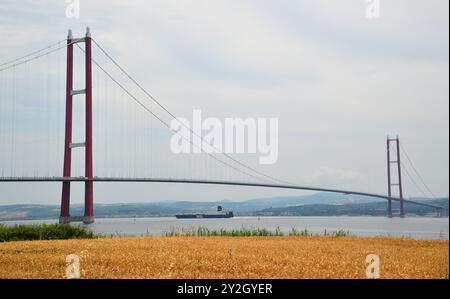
left=0, top=0, right=448, bottom=205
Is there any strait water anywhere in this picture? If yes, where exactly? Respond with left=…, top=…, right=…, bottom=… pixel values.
left=2, top=216, right=449, bottom=240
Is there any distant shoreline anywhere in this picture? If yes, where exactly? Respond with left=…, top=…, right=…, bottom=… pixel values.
left=1, top=214, right=449, bottom=223
left=0, top=195, right=447, bottom=221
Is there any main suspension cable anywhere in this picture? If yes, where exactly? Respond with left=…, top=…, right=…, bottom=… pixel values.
left=76, top=44, right=267, bottom=183
left=0, top=39, right=66, bottom=68
left=0, top=41, right=74, bottom=73
left=91, top=39, right=294, bottom=185
left=399, top=143, right=437, bottom=199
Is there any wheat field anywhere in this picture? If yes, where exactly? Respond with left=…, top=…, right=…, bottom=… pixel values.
left=0, top=236, right=448, bottom=279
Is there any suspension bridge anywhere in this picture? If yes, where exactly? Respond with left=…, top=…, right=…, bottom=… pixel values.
left=0, top=28, right=446, bottom=223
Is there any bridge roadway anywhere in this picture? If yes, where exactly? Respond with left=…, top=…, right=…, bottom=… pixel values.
left=0, top=176, right=447, bottom=211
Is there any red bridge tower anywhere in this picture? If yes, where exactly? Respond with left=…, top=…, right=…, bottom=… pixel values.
left=386, top=136, right=405, bottom=218
left=60, top=28, right=94, bottom=224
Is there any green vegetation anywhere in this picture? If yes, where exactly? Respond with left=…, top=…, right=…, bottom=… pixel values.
left=0, top=224, right=95, bottom=242
left=327, top=229, right=351, bottom=237
left=0, top=224, right=351, bottom=241
left=164, top=226, right=351, bottom=237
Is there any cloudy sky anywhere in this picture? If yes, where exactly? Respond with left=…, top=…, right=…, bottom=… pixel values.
left=0, top=0, right=448, bottom=204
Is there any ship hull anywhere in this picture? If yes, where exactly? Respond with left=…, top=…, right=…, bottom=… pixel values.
left=175, top=213, right=234, bottom=219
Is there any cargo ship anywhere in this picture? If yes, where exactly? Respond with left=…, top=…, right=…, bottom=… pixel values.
left=175, top=206, right=234, bottom=219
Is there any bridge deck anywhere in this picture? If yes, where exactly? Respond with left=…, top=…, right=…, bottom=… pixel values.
left=0, top=177, right=446, bottom=210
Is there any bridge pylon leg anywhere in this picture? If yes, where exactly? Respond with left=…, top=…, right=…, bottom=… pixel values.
left=396, top=137, right=405, bottom=218
left=386, top=137, right=393, bottom=218
left=60, top=30, right=74, bottom=224
left=83, top=28, right=94, bottom=224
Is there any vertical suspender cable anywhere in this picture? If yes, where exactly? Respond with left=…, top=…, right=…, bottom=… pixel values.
left=134, top=89, right=137, bottom=178
left=11, top=67, right=16, bottom=177
left=0, top=67, right=3, bottom=176
left=46, top=53, right=51, bottom=176
left=23, top=61, right=28, bottom=176
left=104, top=54, right=108, bottom=177
left=150, top=98, right=152, bottom=178
left=57, top=46, right=61, bottom=176
left=112, top=70, right=116, bottom=177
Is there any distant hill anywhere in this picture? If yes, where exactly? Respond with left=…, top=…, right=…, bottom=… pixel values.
left=0, top=203, right=181, bottom=221
left=253, top=198, right=449, bottom=217
left=155, top=193, right=382, bottom=213
left=0, top=194, right=447, bottom=221
left=221, top=193, right=382, bottom=212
